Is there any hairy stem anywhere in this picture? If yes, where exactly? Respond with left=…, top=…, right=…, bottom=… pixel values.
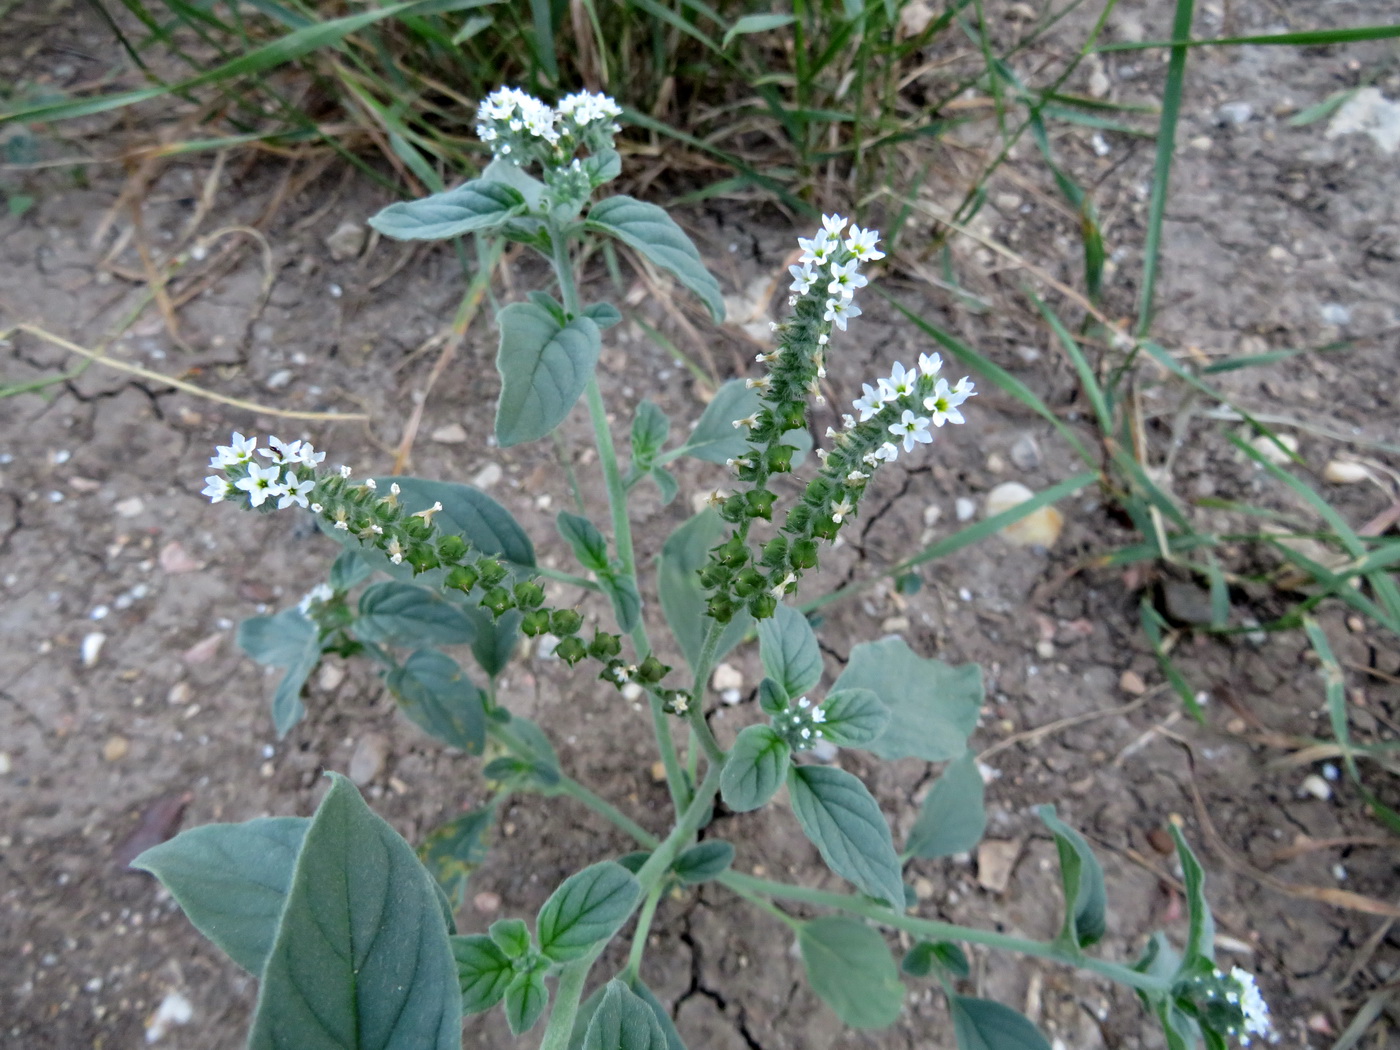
left=624, top=881, right=666, bottom=982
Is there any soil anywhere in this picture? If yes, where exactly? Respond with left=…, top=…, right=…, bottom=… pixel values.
left=3, top=2, right=1399, bottom=1049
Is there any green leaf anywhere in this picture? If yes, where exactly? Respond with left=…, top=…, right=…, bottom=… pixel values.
left=832, top=638, right=982, bottom=761
left=798, top=917, right=903, bottom=1029
left=357, top=581, right=475, bottom=647
left=132, top=816, right=308, bottom=975
left=901, top=940, right=969, bottom=979
left=368, top=178, right=526, bottom=240
left=495, top=302, right=602, bottom=447
left=673, top=840, right=734, bottom=884
left=418, top=808, right=492, bottom=908
left=722, top=12, right=796, bottom=47
left=631, top=400, right=671, bottom=469
left=570, top=979, right=684, bottom=1050
left=451, top=934, right=513, bottom=1014
left=758, top=677, right=788, bottom=715
left=536, top=861, right=641, bottom=962
left=601, top=571, right=643, bottom=634
left=1170, top=824, right=1215, bottom=965
left=674, top=380, right=758, bottom=464
left=787, top=766, right=904, bottom=910
left=557, top=511, right=610, bottom=572
left=505, top=967, right=549, bottom=1034
left=650, top=466, right=678, bottom=505
left=489, top=917, right=531, bottom=958
left=757, top=604, right=823, bottom=698
left=583, top=980, right=670, bottom=1050
left=584, top=301, right=623, bottom=328
left=482, top=157, right=545, bottom=209
left=247, top=774, right=460, bottom=1050
left=906, top=753, right=986, bottom=859
left=461, top=605, right=521, bottom=678
left=330, top=549, right=374, bottom=591
left=503, top=715, right=560, bottom=784
left=719, top=725, right=790, bottom=812
left=950, top=996, right=1052, bottom=1050
left=817, top=689, right=890, bottom=748
left=584, top=149, right=623, bottom=187
left=238, top=607, right=321, bottom=738
left=585, top=195, right=724, bottom=322
left=657, top=509, right=753, bottom=670
left=1037, top=805, right=1107, bottom=949
left=385, top=650, right=486, bottom=753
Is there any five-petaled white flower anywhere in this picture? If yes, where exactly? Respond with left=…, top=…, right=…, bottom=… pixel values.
left=821, top=214, right=848, bottom=239
left=273, top=472, right=315, bottom=510
left=924, top=377, right=973, bottom=426
left=844, top=225, right=885, bottom=262
left=826, top=258, right=867, bottom=300
left=823, top=297, right=860, bottom=331
left=918, top=352, right=943, bottom=376
left=889, top=410, right=933, bottom=453
left=789, top=260, right=817, bottom=295
left=852, top=382, right=884, bottom=421
left=260, top=436, right=304, bottom=465
left=202, top=475, right=234, bottom=503
left=879, top=360, right=916, bottom=401
left=209, top=432, right=256, bottom=469
left=235, top=462, right=282, bottom=507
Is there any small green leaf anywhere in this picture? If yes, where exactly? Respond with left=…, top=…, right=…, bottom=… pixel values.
left=132, top=817, right=308, bottom=975
left=536, top=861, right=641, bottom=962
left=368, top=178, right=526, bottom=240
left=495, top=303, right=602, bottom=447
left=238, top=607, right=320, bottom=738
left=673, top=840, right=734, bottom=884
left=650, top=466, right=678, bottom=504
left=719, top=725, right=790, bottom=812
left=418, top=807, right=492, bottom=908
left=489, top=918, right=531, bottom=959
left=799, top=917, right=903, bottom=1029
left=583, top=149, right=622, bottom=187
left=482, top=157, right=545, bottom=209
left=601, top=571, right=642, bottom=634
left=385, top=650, right=487, bottom=753
left=1037, top=806, right=1107, bottom=949
left=616, top=851, right=651, bottom=875
left=675, top=380, right=757, bottom=464
left=631, top=399, right=671, bottom=468
left=329, top=549, right=373, bottom=591
left=758, top=677, right=788, bottom=714
left=557, top=511, right=610, bottom=572
left=503, top=716, right=560, bottom=783
left=902, top=940, right=970, bottom=979
left=461, top=605, right=522, bottom=679
left=247, top=775, right=460, bottom=1050
left=722, top=12, right=796, bottom=47
left=906, top=753, right=986, bottom=859
left=585, top=195, right=724, bottom=321
left=356, top=581, right=476, bottom=647
left=787, top=765, right=904, bottom=910
left=757, top=604, right=823, bottom=698
left=657, top=509, right=752, bottom=671
left=817, top=688, right=890, bottom=748
left=584, top=301, right=623, bottom=328
left=583, top=980, right=670, bottom=1050
left=527, top=290, right=568, bottom=324
left=570, top=978, right=685, bottom=1050
left=832, top=638, right=982, bottom=762
left=950, top=995, right=1052, bottom=1050
left=1170, top=824, right=1215, bottom=965
left=452, top=934, right=513, bottom=1014
left=505, top=967, right=549, bottom=1035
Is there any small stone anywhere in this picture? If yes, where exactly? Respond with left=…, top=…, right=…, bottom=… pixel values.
left=1087, top=67, right=1110, bottom=100
left=1145, top=826, right=1173, bottom=855
left=993, top=192, right=1024, bottom=212
left=316, top=662, right=346, bottom=692
left=721, top=689, right=742, bottom=706
left=159, top=541, right=202, bottom=574
left=650, top=761, right=667, bottom=783
left=102, top=735, right=129, bottom=762
left=81, top=632, right=106, bottom=667
left=1299, top=774, right=1332, bottom=801
left=1249, top=432, right=1299, bottom=465
left=985, top=482, right=1063, bottom=548
left=472, top=891, right=502, bottom=915
left=711, top=662, right=743, bottom=693
left=471, top=463, right=503, bottom=489
left=922, top=504, right=942, bottom=527
left=1323, top=460, right=1369, bottom=484
left=430, top=423, right=468, bottom=444
left=1216, top=101, right=1253, bottom=125
left=985, top=452, right=1006, bottom=474
left=260, top=761, right=275, bottom=778
left=264, top=369, right=294, bottom=391
left=955, top=497, right=976, bottom=522
left=145, top=990, right=193, bottom=1043
left=1325, top=87, right=1400, bottom=154
left=1161, top=579, right=1214, bottom=626
left=1009, top=434, right=1041, bottom=471
left=976, top=840, right=1021, bottom=893
left=1119, top=669, right=1147, bottom=695
left=167, top=681, right=192, bottom=705
left=881, top=616, right=910, bottom=634
left=114, top=497, right=144, bottom=517
left=324, top=220, right=367, bottom=262
left=182, top=633, right=222, bottom=664
left=1034, top=640, right=1055, bottom=659
left=348, top=735, right=388, bottom=786
left=913, top=876, right=935, bottom=900
left=0, top=753, right=10, bottom=775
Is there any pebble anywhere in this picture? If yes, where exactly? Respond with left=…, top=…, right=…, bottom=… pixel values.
left=81, top=632, right=106, bottom=667
left=114, top=497, right=144, bottom=517
left=1325, top=87, right=1400, bottom=154
left=1249, top=432, right=1298, bottom=465
left=317, top=662, right=346, bottom=692
left=145, top=990, right=193, bottom=1042
left=1119, top=669, right=1147, bottom=695
left=159, top=541, right=202, bottom=574
left=182, top=633, right=222, bottom=664
left=431, top=423, right=468, bottom=444
left=955, top=497, right=976, bottom=522
left=1299, top=774, right=1332, bottom=801
left=711, top=662, right=743, bottom=693
left=349, top=735, right=388, bottom=786
left=167, top=681, right=192, bottom=705
left=976, top=840, right=1021, bottom=893
left=471, top=463, right=503, bottom=489
left=1216, top=101, right=1253, bottom=125
left=265, top=369, right=294, bottom=391
left=1034, top=640, right=1055, bottom=659
left=922, top=504, right=942, bottom=527
left=881, top=616, right=910, bottom=634
left=472, top=891, right=502, bottom=915
left=1161, top=579, right=1213, bottom=626
left=985, top=482, right=1063, bottom=548
left=102, top=735, right=130, bottom=762
left=985, top=452, right=1006, bottom=474
left=1323, top=460, right=1368, bottom=484
left=1009, top=434, right=1041, bottom=471
left=324, top=220, right=367, bottom=261
left=651, top=761, right=667, bottom=782
left=0, top=752, right=10, bottom=775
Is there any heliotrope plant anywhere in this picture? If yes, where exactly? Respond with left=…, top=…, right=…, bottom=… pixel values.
left=134, top=87, right=1273, bottom=1050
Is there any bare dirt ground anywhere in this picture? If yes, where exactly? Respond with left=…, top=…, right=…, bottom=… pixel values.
left=3, top=2, right=1399, bottom=1048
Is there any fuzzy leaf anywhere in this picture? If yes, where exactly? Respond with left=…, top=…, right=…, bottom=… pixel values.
left=452, top=934, right=513, bottom=1014
left=239, top=607, right=321, bottom=737
left=368, top=178, right=525, bottom=240
left=906, top=753, right=986, bottom=859
left=657, top=509, right=752, bottom=671
left=757, top=604, right=823, bottom=698
left=385, top=650, right=486, bottom=753
left=536, top=862, right=641, bottom=962
left=1038, top=806, right=1107, bottom=949
left=673, top=841, right=734, bottom=884
left=505, top=968, right=549, bottom=1034
left=495, top=302, right=601, bottom=447
left=557, top=511, right=610, bottom=572
left=799, top=917, right=903, bottom=1029
left=817, top=688, right=890, bottom=748
left=719, top=725, right=790, bottom=813
left=418, top=808, right=492, bottom=908
left=356, top=582, right=476, bottom=647
left=585, top=195, right=724, bottom=321
left=950, top=996, right=1052, bottom=1050
left=787, top=765, right=904, bottom=910
left=583, top=980, right=670, bottom=1050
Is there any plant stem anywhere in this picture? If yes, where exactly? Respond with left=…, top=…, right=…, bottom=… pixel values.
left=538, top=957, right=591, bottom=1050
left=684, top=619, right=728, bottom=765
left=550, top=771, right=659, bottom=848
left=624, top=881, right=666, bottom=982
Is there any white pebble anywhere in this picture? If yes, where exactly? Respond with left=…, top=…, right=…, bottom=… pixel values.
left=1299, top=774, right=1332, bottom=801
left=955, top=498, right=976, bottom=522
left=81, top=632, right=106, bottom=668
left=145, top=990, right=193, bottom=1043
left=90, top=605, right=110, bottom=620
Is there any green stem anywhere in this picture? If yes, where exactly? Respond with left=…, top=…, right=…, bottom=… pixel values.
left=624, top=882, right=666, bottom=982
left=550, top=771, right=659, bottom=848
left=684, top=620, right=728, bottom=765
left=538, top=957, right=591, bottom=1050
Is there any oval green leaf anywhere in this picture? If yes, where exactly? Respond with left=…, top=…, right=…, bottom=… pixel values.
left=583, top=980, right=670, bottom=1050
left=585, top=195, right=724, bottom=322
left=557, top=511, right=610, bottom=572
left=505, top=968, right=549, bottom=1035
left=238, top=607, right=321, bottom=737
left=817, top=688, right=890, bottom=748
left=787, top=765, right=904, bottom=910
left=385, top=650, right=487, bottom=753
left=368, top=178, right=526, bottom=240
left=798, top=917, right=903, bottom=1029
left=673, top=840, right=735, bottom=884
left=451, top=934, right=513, bottom=1014
left=906, top=752, right=986, bottom=859
left=495, top=302, right=602, bottom=447
left=418, top=807, right=492, bottom=908
left=1037, top=805, right=1107, bottom=949
left=757, top=603, right=822, bottom=698
left=657, top=509, right=752, bottom=671
left=720, top=725, right=790, bottom=813
left=356, top=581, right=476, bottom=647
left=950, top=996, right=1052, bottom=1050
left=536, top=861, right=641, bottom=963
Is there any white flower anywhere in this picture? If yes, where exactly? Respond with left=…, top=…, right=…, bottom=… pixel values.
left=879, top=360, right=916, bottom=401
left=210, top=432, right=256, bottom=468
left=875, top=442, right=900, bottom=463
left=845, top=225, right=885, bottom=262
left=831, top=498, right=853, bottom=523
left=853, top=382, right=884, bottom=422
left=826, top=258, right=867, bottom=299
left=789, top=260, right=817, bottom=295
left=339, top=464, right=352, bottom=478
left=889, top=409, right=933, bottom=453
left=273, top=472, right=315, bottom=510
left=1230, top=968, right=1272, bottom=1045
left=235, top=462, right=282, bottom=507
left=557, top=89, right=622, bottom=126
left=811, top=705, right=827, bottom=724
left=295, top=443, right=326, bottom=467
left=202, top=475, right=234, bottom=503
left=823, top=297, right=860, bottom=331
left=386, top=538, right=405, bottom=565
left=259, top=436, right=304, bottom=465
left=846, top=469, right=868, bottom=484
left=918, top=351, right=943, bottom=376
left=924, top=376, right=974, bottom=426
left=821, top=213, right=848, bottom=239
left=297, top=583, right=334, bottom=614
left=798, top=233, right=836, bottom=266
left=842, top=413, right=857, bottom=430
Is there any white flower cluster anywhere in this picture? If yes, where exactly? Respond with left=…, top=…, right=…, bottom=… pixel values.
left=773, top=696, right=828, bottom=750
left=788, top=213, right=884, bottom=333
left=836, top=353, right=974, bottom=466
left=202, top=433, right=328, bottom=510
left=297, top=583, right=334, bottom=615
left=475, top=86, right=622, bottom=162
left=1225, top=967, right=1273, bottom=1046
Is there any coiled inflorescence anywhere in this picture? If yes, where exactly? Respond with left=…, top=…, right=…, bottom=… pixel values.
left=475, top=87, right=622, bottom=172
